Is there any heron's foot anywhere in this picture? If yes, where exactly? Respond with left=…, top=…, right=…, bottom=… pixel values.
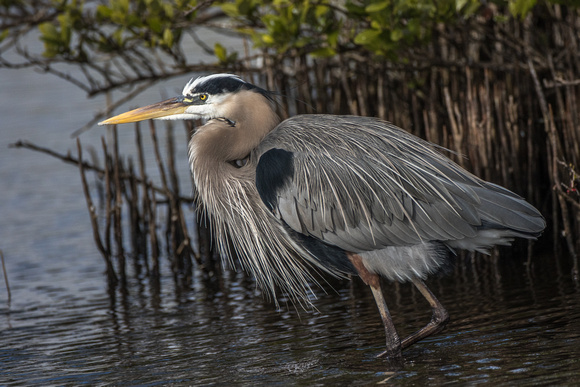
left=401, top=307, right=449, bottom=349
left=376, top=332, right=403, bottom=359
left=376, top=346, right=402, bottom=359
left=398, top=278, right=450, bottom=350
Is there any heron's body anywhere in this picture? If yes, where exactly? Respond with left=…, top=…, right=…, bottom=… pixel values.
left=101, top=74, right=545, bottom=358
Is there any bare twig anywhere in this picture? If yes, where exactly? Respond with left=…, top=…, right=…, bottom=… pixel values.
left=10, top=140, right=194, bottom=203
left=77, top=138, right=117, bottom=284
left=111, top=126, right=126, bottom=285
left=71, top=80, right=157, bottom=138
left=0, top=250, right=10, bottom=307
left=543, top=77, right=580, bottom=88
left=529, top=58, right=577, bottom=262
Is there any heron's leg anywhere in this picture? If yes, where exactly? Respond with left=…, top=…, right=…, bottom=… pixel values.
left=347, top=253, right=401, bottom=358
left=400, top=278, right=449, bottom=349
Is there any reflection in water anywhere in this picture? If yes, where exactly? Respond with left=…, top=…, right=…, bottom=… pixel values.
left=2, top=247, right=580, bottom=385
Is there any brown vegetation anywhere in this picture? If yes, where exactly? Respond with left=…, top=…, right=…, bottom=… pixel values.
left=11, top=5, right=580, bottom=291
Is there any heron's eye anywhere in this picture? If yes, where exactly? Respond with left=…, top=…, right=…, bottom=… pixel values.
left=199, top=94, right=208, bottom=102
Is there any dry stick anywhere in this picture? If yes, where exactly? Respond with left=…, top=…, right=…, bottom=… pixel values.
left=464, top=67, right=478, bottom=174
left=508, top=93, right=522, bottom=187
left=135, top=124, right=150, bottom=275
left=479, top=70, right=492, bottom=180
left=332, top=72, right=342, bottom=115
left=183, top=121, right=210, bottom=265
left=339, top=55, right=357, bottom=115
left=101, top=138, right=112, bottom=261
left=10, top=140, right=104, bottom=174
left=482, top=70, right=493, bottom=180
left=315, top=61, right=327, bottom=113
left=529, top=58, right=560, bottom=254
left=77, top=138, right=117, bottom=284
left=111, top=126, right=127, bottom=285
left=356, top=73, right=367, bottom=117
left=148, top=121, right=180, bottom=279
left=10, top=140, right=193, bottom=202
left=443, top=87, right=464, bottom=167
left=71, top=80, right=156, bottom=138
left=563, top=79, right=580, bottom=166
left=495, top=80, right=511, bottom=185
left=561, top=28, right=580, bottom=258
left=377, top=71, right=386, bottom=120
left=428, top=68, right=440, bottom=145
left=265, top=54, right=275, bottom=99
left=557, top=189, right=580, bottom=210
left=147, top=124, right=169, bottom=210
left=149, top=181, right=160, bottom=281
left=167, top=123, right=198, bottom=267
left=299, top=55, right=314, bottom=114
left=166, top=124, right=180, bottom=259
left=422, top=110, right=432, bottom=144
left=528, top=59, right=577, bottom=263
left=543, top=78, right=580, bottom=88
left=1, top=250, right=11, bottom=306
left=548, top=54, right=580, bottom=168
left=547, top=54, right=574, bottom=167
left=127, top=158, right=140, bottom=258
left=149, top=121, right=169, bottom=200
left=177, top=208, right=198, bottom=264
left=183, top=120, right=197, bottom=196
left=410, top=87, right=420, bottom=140
left=549, top=108, right=580, bottom=272
left=166, top=123, right=195, bottom=281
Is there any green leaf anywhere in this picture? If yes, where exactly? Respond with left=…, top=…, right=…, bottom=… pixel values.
left=509, top=0, right=537, bottom=18
left=310, top=46, right=336, bottom=58
left=327, top=29, right=339, bottom=47
left=0, top=29, right=9, bottom=43
left=163, top=28, right=174, bottom=47
left=38, top=22, right=59, bottom=42
left=38, top=22, right=61, bottom=58
left=365, top=1, right=390, bottom=13
left=456, top=0, right=480, bottom=17
left=214, top=42, right=227, bottom=63
left=390, top=28, right=403, bottom=42
left=163, top=3, right=174, bottom=19
left=220, top=3, right=240, bottom=17
left=112, top=28, right=124, bottom=46
left=315, top=5, right=329, bottom=19
left=96, top=5, right=113, bottom=19
left=118, top=0, right=130, bottom=14
left=354, top=28, right=382, bottom=45
left=57, top=13, right=72, bottom=45
left=147, top=16, right=162, bottom=34
left=261, top=34, right=275, bottom=45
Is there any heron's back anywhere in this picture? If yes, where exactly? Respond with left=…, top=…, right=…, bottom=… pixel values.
left=255, top=114, right=545, bottom=257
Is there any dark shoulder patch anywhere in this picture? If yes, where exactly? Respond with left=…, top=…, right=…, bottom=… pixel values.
left=256, top=148, right=294, bottom=211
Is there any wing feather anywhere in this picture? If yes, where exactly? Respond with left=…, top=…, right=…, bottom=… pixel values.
left=255, top=115, right=543, bottom=252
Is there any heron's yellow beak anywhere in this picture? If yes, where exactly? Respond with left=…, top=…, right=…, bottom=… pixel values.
left=98, top=97, right=187, bottom=125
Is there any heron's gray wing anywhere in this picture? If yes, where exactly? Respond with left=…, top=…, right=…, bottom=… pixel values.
left=255, top=115, right=544, bottom=252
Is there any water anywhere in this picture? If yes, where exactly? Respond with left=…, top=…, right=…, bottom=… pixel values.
left=2, top=40, right=580, bottom=385
left=1, top=249, right=579, bottom=385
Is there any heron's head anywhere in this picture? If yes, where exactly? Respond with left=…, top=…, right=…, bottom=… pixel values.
left=99, top=73, right=275, bottom=125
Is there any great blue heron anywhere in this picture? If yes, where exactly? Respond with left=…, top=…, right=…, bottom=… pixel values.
left=100, top=73, right=545, bottom=358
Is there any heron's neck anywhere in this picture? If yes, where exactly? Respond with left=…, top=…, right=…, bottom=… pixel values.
left=221, top=90, right=281, bottom=154
left=193, top=90, right=280, bottom=161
